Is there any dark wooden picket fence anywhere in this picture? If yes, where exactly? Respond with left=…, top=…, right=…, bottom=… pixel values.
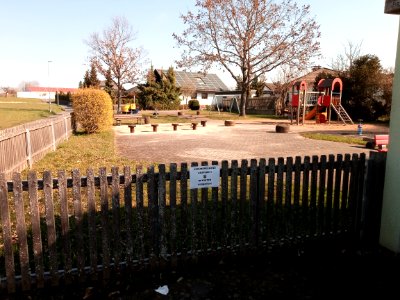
left=0, top=152, right=379, bottom=293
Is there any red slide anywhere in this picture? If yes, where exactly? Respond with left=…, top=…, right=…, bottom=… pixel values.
left=305, top=107, right=317, bottom=120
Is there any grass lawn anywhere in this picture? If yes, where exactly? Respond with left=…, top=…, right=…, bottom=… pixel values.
left=300, top=132, right=366, bottom=145
left=0, top=97, right=63, bottom=129
left=21, top=129, right=141, bottom=177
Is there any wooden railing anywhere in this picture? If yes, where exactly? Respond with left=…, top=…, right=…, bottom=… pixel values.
left=0, top=153, right=379, bottom=293
left=0, top=113, right=72, bottom=178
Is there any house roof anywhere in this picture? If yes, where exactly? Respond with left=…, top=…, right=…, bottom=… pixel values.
left=295, top=67, right=338, bottom=88
left=26, top=86, right=78, bottom=93
left=158, top=70, right=229, bottom=92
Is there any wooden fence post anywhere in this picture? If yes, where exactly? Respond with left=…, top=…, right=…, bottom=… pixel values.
left=135, top=166, right=145, bottom=261
left=28, top=171, right=44, bottom=288
left=123, top=166, right=133, bottom=268
left=169, top=163, right=178, bottom=267
left=190, top=162, right=198, bottom=260
left=43, top=171, right=59, bottom=286
left=361, top=151, right=387, bottom=245
left=25, top=129, right=33, bottom=168
left=59, top=170, right=72, bottom=283
left=87, top=168, right=98, bottom=279
left=111, top=167, right=121, bottom=271
left=99, top=167, right=110, bottom=282
left=73, top=169, right=85, bottom=280
left=13, top=172, right=30, bottom=291
left=0, top=173, right=15, bottom=293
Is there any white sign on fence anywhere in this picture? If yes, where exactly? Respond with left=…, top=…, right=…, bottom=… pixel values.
left=190, top=165, right=220, bottom=189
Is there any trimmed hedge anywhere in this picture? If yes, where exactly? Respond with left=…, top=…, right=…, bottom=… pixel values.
left=72, top=89, right=113, bottom=133
left=188, top=99, right=200, bottom=110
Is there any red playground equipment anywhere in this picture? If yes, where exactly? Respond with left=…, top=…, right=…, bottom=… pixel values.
left=290, top=77, right=353, bottom=125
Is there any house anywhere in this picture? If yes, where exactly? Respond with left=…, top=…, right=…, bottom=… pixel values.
left=295, top=66, right=338, bottom=90
left=17, top=86, right=78, bottom=100
left=155, top=69, right=230, bottom=107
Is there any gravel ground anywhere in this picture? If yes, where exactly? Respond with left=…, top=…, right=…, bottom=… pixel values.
left=11, top=240, right=400, bottom=300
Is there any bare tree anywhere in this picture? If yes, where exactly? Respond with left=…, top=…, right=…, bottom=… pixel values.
left=86, top=16, right=145, bottom=113
left=173, top=0, right=321, bottom=116
left=180, top=83, right=196, bottom=108
left=330, top=41, right=363, bottom=74
left=1, top=87, right=16, bottom=97
left=272, top=65, right=304, bottom=115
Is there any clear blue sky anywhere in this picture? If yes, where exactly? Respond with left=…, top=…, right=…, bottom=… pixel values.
left=0, top=0, right=398, bottom=89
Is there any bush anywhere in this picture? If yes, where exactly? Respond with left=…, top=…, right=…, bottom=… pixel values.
left=188, top=99, right=200, bottom=110
left=72, top=89, right=113, bottom=134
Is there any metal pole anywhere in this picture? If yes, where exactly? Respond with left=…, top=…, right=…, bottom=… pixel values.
left=48, top=60, right=52, bottom=112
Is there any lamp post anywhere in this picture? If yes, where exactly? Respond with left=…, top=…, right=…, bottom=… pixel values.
left=48, top=60, right=52, bottom=112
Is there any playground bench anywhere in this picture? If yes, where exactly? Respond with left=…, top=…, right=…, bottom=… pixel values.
left=365, top=134, right=389, bottom=152
left=374, top=134, right=389, bottom=152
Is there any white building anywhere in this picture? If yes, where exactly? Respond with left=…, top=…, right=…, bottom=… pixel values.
left=17, top=87, right=77, bottom=100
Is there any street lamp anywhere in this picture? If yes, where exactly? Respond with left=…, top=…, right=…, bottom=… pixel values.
left=48, top=60, right=52, bottom=112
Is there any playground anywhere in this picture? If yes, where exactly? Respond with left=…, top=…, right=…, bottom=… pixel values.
left=113, top=114, right=387, bottom=164
left=289, top=77, right=353, bottom=126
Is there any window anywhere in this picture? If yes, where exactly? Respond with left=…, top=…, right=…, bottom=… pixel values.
left=201, top=93, right=208, bottom=99
left=191, top=92, right=197, bottom=99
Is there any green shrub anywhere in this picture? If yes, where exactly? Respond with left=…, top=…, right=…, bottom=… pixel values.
left=188, top=99, right=200, bottom=110
left=72, top=89, right=113, bottom=133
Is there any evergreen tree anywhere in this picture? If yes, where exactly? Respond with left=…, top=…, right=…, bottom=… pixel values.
left=89, top=62, right=100, bottom=88
left=137, top=66, right=181, bottom=110
left=104, top=68, right=114, bottom=98
left=83, top=70, right=91, bottom=88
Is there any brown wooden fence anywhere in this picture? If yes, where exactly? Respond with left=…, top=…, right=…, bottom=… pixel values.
left=0, top=113, right=72, bottom=178
left=0, top=152, right=384, bottom=294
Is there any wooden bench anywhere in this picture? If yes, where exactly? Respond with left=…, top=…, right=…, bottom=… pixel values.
left=151, top=124, right=159, bottom=132
left=128, top=125, right=136, bottom=133
left=172, top=123, right=179, bottom=131
left=191, top=122, right=198, bottom=130
left=375, top=134, right=389, bottom=152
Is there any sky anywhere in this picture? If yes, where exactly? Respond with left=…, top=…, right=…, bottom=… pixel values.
left=0, top=0, right=399, bottom=90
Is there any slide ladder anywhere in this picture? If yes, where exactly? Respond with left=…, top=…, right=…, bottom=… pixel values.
left=330, top=103, right=353, bottom=125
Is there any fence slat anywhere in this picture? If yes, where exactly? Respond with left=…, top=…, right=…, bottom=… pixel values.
left=267, top=158, right=275, bottom=240
left=284, top=157, right=293, bottom=237
left=180, top=163, right=188, bottom=260
left=276, top=158, right=284, bottom=237
left=58, top=170, right=72, bottom=283
left=211, top=161, right=219, bottom=253
left=293, top=156, right=301, bottom=236
left=250, top=159, right=258, bottom=248
left=220, top=160, right=229, bottom=251
left=341, top=154, right=351, bottom=228
left=318, top=156, right=327, bottom=234
left=44, top=171, right=59, bottom=286
left=200, top=161, right=208, bottom=255
left=147, top=166, right=158, bottom=266
left=158, top=164, right=167, bottom=261
left=13, top=173, right=30, bottom=290
left=111, top=167, right=121, bottom=271
left=310, top=156, right=319, bottom=235
left=169, top=163, right=177, bottom=267
left=73, top=169, right=85, bottom=280
left=230, top=160, right=238, bottom=251
left=190, top=162, right=198, bottom=260
left=326, top=155, right=335, bottom=233
left=239, top=159, right=248, bottom=250
left=0, top=173, right=15, bottom=293
left=302, top=156, right=310, bottom=232
left=87, top=168, right=98, bottom=278
left=123, top=167, right=133, bottom=267
left=135, top=166, right=145, bottom=261
left=333, top=155, right=343, bottom=232
left=99, top=167, right=110, bottom=281
left=28, top=171, right=44, bottom=288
